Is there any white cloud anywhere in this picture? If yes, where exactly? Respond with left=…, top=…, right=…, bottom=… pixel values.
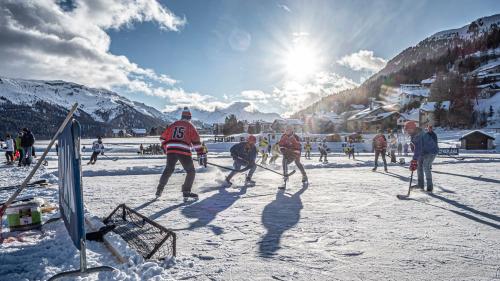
left=273, top=72, right=358, bottom=116
left=0, top=0, right=184, bottom=96
left=277, top=4, right=291, bottom=13
left=238, top=72, right=359, bottom=116
left=159, top=88, right=230, bottom=112
left=240, top=90, right=271, bottom=101
left=337, top=50, right=387, bottom=73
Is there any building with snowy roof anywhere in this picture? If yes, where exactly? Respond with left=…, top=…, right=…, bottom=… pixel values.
left=398, top=84, right=430, bottom=107
left=421, top=76, right=436, bottom=88
left=131, top=128, right=147, bottom=137
left=419, top=101, right=451, bottom=127
left=459, top=130, right=495, bottom=150
left=271, top=118, right=304, bottom=133
left=346, top=105, right=400, bottom=132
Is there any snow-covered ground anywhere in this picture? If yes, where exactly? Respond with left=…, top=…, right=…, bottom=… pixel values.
left=1, top=135, right=500, bottom=280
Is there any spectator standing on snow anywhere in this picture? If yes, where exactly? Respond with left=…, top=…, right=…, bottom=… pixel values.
left=426, top=125, right=438, bottom=144
left=397, top=142, right=403, bottom=156
left=225, top=135, right=258, bottom=186
left=3, top=134, right=15, bottom=164
left=390, top=137, right=397, bottom=163
left=347, top=138, right=355, bottom=160
left=15, top=132, right=23, bottom=165
left=139, top=144, right=144, bottom=155
left=88, top=137, right=104, bottom=165
left=155, top=107, right=205, bottom=200
left=318, top=139, right=329, bottom=163
left=372, top=129, right=388, bottom=172
left=20, top=128, right=35, bottom=166
left=405, top=121, right=439, bottom=192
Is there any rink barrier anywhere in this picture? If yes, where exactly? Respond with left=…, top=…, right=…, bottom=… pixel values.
left=437, top=147, right=459, bottom=156
left=103, top=204, right=176, bottom=260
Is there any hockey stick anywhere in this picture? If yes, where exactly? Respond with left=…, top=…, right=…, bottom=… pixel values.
left=396, top=170, right=414, bottom=200
left=102, top=154, right=118, bottom=161
left=237, top=157, right=296, bottom=177
left=0, top=103, right=78, bottom=243
left=192, top=158, right=253, bottom=173
left=0, top=179, right=48, bottom=191
left=257, top=162, right=296, bottom=177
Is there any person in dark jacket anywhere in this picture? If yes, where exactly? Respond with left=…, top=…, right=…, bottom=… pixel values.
left=225, top=135, right=258, bottom=186
left=426, top=125, right=438, bottom=144
left=405, top=121, right=439, bottom=192
left=20, top=128, right=35, bottom=166
left=16, top=131, right=24, bottom=166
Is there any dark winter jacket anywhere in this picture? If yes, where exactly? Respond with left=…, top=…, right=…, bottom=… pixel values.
left=427, top=131, right=438, bottom=144
left=21, top=131, right=35, bottom=147
left=230, top=142, right=257, bottom=163
left=411, top=129, right=439, bottom=160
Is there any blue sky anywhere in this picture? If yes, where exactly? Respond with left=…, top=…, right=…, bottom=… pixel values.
left=0, top=0, right=499, bottom=115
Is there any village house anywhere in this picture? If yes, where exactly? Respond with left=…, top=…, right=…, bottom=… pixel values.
left=418, top=101, right=451, bottom=127
left=398, top=84, right=430, bottom=107
left=346, top=104, right=400, bottom=132
left=111, top=129, right=127, bottom=137
left=131, top=128, right=147, bottom=137
left=271, top=118, right=304, bottom=134
left=459, top=130, right=496, bottom=150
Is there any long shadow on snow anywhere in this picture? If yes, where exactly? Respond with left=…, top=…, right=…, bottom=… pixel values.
left=377, top=169, right=456, bottom=194
left=80, top=165, right=211, bottom=178
left=410, top=193, right=500, bottom=230
left=433, top=170, right=500, bottom=185
left=177, top=185, right=249, bottom=235
left=148, top=201, right=191, bottom=221
left=258, top=185, right=308, bottom=258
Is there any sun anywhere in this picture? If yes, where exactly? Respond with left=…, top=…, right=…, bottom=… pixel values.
left=284, top=43, right=319, bottom=79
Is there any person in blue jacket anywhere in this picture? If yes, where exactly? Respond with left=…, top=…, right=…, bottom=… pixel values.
left=224, top=135, right=258, bottom=186
left=405, top=121, right=439, bottom=192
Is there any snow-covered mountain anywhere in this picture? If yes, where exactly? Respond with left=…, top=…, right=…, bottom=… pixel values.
left=0, top=76, right=167, bottom=138
left=0, top=77, right=282, bottom=138
left=164, top=102, right=281, bottom=123
left=0, top=76, right=168, bottom=122
left=373, top=13, right=500, bottom=80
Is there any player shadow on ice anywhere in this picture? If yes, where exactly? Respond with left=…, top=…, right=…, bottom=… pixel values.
left=258, top=185, right=308, bottom=258
left=434, top=158, right=500, bottom=166
left=134, top=198, right=159, bottom=213
left=81, top=165, right=210, bottom=178
left=432, top=170, right=500, bottom=185
left=178, top=185, right=249, bottom=235
left=411, top=193, right=500, bottom=230
left=148, top=201, right=192, bottom=221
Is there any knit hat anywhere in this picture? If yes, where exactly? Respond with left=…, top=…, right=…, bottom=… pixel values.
left=247, top=135, right=257, bottom=144
left=404, top=121, right=417, bottom=131
left=181, top=107, right=191, bottom=120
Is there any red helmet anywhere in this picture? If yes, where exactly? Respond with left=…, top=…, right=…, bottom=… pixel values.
left=404, top=121, right=417, bottom=131
left=247, top=135, right=256, bottom=144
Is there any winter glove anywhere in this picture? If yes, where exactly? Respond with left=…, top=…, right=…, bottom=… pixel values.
left=409, top=160, right=418, bottom=171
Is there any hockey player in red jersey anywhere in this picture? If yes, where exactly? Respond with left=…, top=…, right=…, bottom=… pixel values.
left=155, top=107, right=206, bottom=200
left=278, top=125, right=308, bottom=188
